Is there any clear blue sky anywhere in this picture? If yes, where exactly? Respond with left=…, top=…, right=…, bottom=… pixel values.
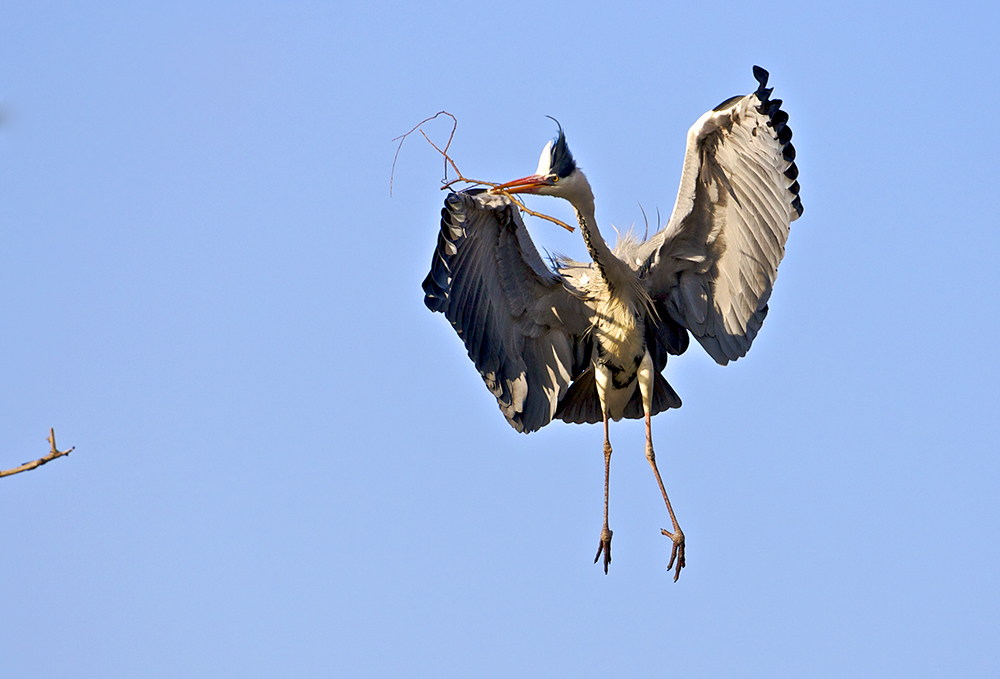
left=3, top=1, right=998, bottom=677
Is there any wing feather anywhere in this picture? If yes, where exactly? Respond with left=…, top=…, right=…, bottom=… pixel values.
left=423, top=189, right=593, bottom=433
left=639, top=66, right=802, bottom=365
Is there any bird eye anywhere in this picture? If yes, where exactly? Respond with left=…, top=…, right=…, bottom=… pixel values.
left=551, top=176, right=559, bottom=183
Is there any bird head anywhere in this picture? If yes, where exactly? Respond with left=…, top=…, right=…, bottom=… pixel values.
left=493, top=118, right=588, bottom=201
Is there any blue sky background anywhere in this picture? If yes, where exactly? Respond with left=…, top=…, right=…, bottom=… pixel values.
left=3, top=1, right=998, bottom=677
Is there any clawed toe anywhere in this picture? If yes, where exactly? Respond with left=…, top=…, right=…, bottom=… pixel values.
left=661, top=527, right=685, bottom=581
left=594, top=527, right=613, bottom=574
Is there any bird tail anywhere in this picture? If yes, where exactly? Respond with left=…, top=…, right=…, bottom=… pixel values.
left=555, top=368, right=681, bottom=425
left=555, top=368, right=601, bottom=424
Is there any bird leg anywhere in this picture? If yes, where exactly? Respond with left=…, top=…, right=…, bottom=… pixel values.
left=594, top=410, right=613, bottom=574
left=646, top=411, right=685, bottom=581
left=637, top=351, right=685, bottom=581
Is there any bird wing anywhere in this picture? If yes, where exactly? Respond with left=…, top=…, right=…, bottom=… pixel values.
left=638, top=66, right=802, bottom=365
left=423, top=189, right=594, bottom=433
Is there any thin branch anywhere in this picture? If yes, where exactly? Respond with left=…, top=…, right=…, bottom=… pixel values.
left=0, top=429, right=75, bottom=478
left=507, top=195, right=575, bottom=232
left=390, top=112, right=575, bottom=232
left=418, top=129, right=463, bottom=182
left=390, top=111, right=457, bottom=197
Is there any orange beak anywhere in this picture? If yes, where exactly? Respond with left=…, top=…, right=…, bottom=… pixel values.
left=491, top=174, right=553, bottom=195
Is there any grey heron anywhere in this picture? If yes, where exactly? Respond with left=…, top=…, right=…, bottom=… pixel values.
left=423, top=66, right=802, bottom=580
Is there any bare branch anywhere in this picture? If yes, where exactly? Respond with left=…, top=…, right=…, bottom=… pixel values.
left=0, top=429, right=75, bottom=479
left=418, top=129, right=464, bottom=184
left=390, top=111, right=457, bottom=197
left=390, top=112, right=576, bottom=232
left=504, top=194, right=575, bottom=233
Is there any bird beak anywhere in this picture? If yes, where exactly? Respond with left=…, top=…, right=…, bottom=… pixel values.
left=491, top=174, right=552, bottom=195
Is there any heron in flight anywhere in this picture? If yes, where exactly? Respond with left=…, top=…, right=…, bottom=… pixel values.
left=423, top=66, right=802, bottom=580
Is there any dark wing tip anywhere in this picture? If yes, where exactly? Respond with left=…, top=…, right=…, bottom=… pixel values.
left=424, top=190, right=481, bottom=312
left=753, top=65, right=773, bottom=102
left=423, top=195, right=459, bottom=312
left=753, top=65, right=769, bottom=87
left=752, top=66, right=803, bottom=218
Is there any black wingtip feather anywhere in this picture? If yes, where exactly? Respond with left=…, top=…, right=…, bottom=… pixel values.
left=424, top=192, right=465, bottom=312
left=753, top=65, right=769, bottom=87
left=752, top=66, right=803, bottom=218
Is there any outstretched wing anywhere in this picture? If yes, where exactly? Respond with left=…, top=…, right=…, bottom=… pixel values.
left=639, top=66, right=803, bottom=365
left=423, top=189, right=594, bottom=433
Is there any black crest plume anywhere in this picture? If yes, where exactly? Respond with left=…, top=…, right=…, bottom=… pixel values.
left=544, top=116, right=577, bottom=178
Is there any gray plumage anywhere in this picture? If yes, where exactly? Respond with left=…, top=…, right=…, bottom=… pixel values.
left=424, top=66, right=800, bottom=433
left=422, top=66, right=802, bottom=577
left=424, top=189, right=593, bottom=432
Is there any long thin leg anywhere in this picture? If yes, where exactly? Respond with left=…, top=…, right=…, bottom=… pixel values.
left=594, top=410, right=613, bottom=574
left=645, top=411, right=685, bottom=581
left=637, top=351, right=685, bottom=581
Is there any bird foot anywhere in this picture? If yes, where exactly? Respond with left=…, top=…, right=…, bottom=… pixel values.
left=661, top=527, right=685, bottom=581
left=594, top=526, right=613, bottom=574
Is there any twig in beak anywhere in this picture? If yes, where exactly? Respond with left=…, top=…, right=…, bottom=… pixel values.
left=391, top=111, right=574, bottom=232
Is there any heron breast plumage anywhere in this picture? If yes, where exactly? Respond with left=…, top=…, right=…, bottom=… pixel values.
left=589, top=288, right=648, bottom=420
